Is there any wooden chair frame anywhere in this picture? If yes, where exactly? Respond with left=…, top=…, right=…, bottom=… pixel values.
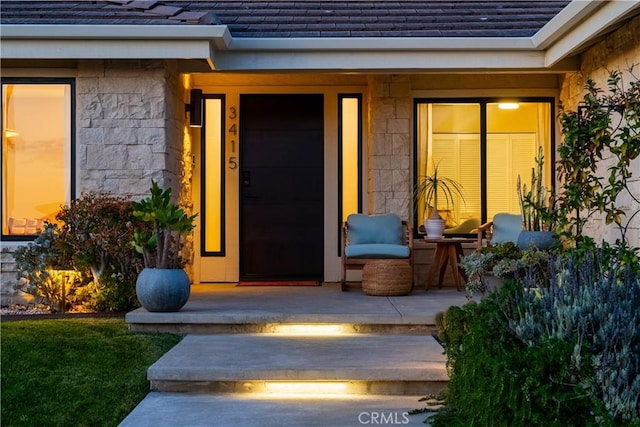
left=475, top=221, right=494, bottom=249
left=341, top=220, right=414, bottom=291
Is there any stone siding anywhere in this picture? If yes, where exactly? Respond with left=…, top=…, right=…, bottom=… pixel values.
left=76, top=59, right=185, bottom=199
left=366, top=75, right=413, bottom=220
left=559, top=15, right=640, bottom=247
left=1, top=59, right=189, bottom=306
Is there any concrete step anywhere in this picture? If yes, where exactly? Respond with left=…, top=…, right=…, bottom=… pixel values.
left=125, top=283, right=471, bottom=335
left=119, top=392, right=436, bottom=427
left=148, top=334, right=448, bottom=395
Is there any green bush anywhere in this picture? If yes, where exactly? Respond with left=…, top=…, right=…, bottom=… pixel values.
left=434, top=281, right=602, bottom=426
left=434, top=247, right=640, bottom=426
left=11, top=222, right=85, bottom=312
left=511, top=247, right=640, bottom=424
left=12, top=192, right=147, bottom=312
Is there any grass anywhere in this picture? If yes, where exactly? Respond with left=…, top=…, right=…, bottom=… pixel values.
left=1, top=317, right=182, bottom=427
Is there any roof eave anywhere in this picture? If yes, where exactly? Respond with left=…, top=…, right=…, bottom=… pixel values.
left=534, top=0, right=640, bottom=67
left=0, top=25, right=232, bottom=70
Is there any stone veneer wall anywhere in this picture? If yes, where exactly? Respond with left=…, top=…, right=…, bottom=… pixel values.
left=559, top=15, right=640, bottom=247
left=366, top=75, right=413, bottom=220
left=76, top=59, right=185, bottom=198
left=1, top=59, right=189, bottom=306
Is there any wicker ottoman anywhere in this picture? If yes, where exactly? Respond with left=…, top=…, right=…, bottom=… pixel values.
left=362, top=259, right=413, bottom=296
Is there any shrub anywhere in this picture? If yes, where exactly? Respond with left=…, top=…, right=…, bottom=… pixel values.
left=433, top=281, right=603, bottom=426
left=435, top=247, right=640, bottom=426
left=12, top=222, right=84, bottom=312
left=510, top=247, right=640, bottom=423
left=461, top=243, right=553, bottom=296
left=55, top=191, right=147, bottom=311
left=12, top=192, right=147, bottom=312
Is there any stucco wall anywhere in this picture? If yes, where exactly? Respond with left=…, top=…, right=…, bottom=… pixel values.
left=559, top=15, right=640, bottom=247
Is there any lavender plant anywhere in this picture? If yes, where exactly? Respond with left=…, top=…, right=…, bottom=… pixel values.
left=507, top=247, right=640, bottom=423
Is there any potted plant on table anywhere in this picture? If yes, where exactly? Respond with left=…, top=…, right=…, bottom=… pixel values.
left=413, top=162, right=465, bottom=238
left=132, top=181, right=197, bottom=312
left=516, top=146, right=558, bottom=250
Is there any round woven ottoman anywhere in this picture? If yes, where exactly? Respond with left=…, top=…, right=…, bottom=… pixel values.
left=362, top=259, right=413, bottom=296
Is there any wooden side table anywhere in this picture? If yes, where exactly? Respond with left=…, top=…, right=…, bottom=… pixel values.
left=424, top=237, right=477, bottom=291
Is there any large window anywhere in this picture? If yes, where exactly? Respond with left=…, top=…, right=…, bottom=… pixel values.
left=414, top=99, right=553, bottom=231
left=1, top=79, right=75, bottom=239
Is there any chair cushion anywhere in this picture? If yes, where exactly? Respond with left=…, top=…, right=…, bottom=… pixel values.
left=345, top=244, right=410, bottom=259
left=491, top=213, right=523, bottom=244
left=347, top=214, right=403, bottom=245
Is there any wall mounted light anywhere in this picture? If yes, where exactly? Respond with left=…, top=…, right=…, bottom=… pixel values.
left=185, top=89, right=203, bottom=127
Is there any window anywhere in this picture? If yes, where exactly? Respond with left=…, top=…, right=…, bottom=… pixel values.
left=201, top=95, right=225, bottom=255
left=414, top=99, right=554, bottom=231
left=1, top=79, right=75, bottom=239
left=338, top=94, right=362, bottom=253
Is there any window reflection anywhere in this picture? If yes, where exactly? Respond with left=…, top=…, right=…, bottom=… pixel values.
left=415, top=100, right=552, bottom=229
left=1, top=83, right=72, bottom=236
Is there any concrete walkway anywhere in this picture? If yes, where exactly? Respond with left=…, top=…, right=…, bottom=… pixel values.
left=121, top=283, right=470, bottom=426
left=120, top=393, right=435, bottom=427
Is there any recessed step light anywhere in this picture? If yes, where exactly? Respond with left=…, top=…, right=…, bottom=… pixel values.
left=264, top=381, right=350, bottom=397
left=269, top=324, right=352, bottom=336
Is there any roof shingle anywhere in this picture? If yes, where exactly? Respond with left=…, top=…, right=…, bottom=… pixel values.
left=0, top=0, right=571, bottom=38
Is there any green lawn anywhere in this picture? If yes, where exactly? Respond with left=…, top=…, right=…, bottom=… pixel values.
left=1, top=318, right=182, bottom=427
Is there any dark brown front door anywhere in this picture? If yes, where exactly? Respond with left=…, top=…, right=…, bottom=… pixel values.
left=239, top=94, right=324, bottom=280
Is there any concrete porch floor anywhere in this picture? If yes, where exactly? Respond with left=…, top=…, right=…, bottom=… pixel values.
left=125, top=283, right=472, bottom=334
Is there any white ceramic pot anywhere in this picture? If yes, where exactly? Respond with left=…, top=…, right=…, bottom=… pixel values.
left=425, top=218, right=446, bottom=238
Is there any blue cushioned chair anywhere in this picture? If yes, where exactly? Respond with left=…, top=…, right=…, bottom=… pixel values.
left=475, top=213, right=523, bottom=249
left=342, top=213, right=413, bottom=291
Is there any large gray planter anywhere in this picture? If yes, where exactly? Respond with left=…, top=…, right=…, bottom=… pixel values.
left=136, top=268, right=190, bottom=312
left=517, top=231, right=556, bottom=251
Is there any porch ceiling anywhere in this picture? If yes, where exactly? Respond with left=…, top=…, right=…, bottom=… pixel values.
left=0, top=0, right=638, bottom=72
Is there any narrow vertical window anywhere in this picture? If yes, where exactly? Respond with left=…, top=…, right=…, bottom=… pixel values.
left=1, top=79, right=74, bottom=239
left=202, top=95, right=225, bottom=255
left=338, top=94, right=362, bottom=253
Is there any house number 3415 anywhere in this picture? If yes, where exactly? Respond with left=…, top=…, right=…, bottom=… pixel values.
left=228, top=106, right=238, bottom=169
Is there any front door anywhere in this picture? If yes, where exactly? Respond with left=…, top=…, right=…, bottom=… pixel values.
left=239, top=94, right=324, bottom=280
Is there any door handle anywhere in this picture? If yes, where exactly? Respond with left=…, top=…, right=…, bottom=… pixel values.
left=242, top=171, right=251, bottom=187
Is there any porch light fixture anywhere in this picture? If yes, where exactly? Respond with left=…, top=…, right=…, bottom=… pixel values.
left=498, top=102, right=520, bottom=110
left=185, top=88, right=203, bottom=127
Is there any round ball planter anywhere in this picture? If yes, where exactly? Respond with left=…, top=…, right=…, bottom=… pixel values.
left=136, top=268, right=190, bottom=312
left=517, top=231, right=556, bottom=251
